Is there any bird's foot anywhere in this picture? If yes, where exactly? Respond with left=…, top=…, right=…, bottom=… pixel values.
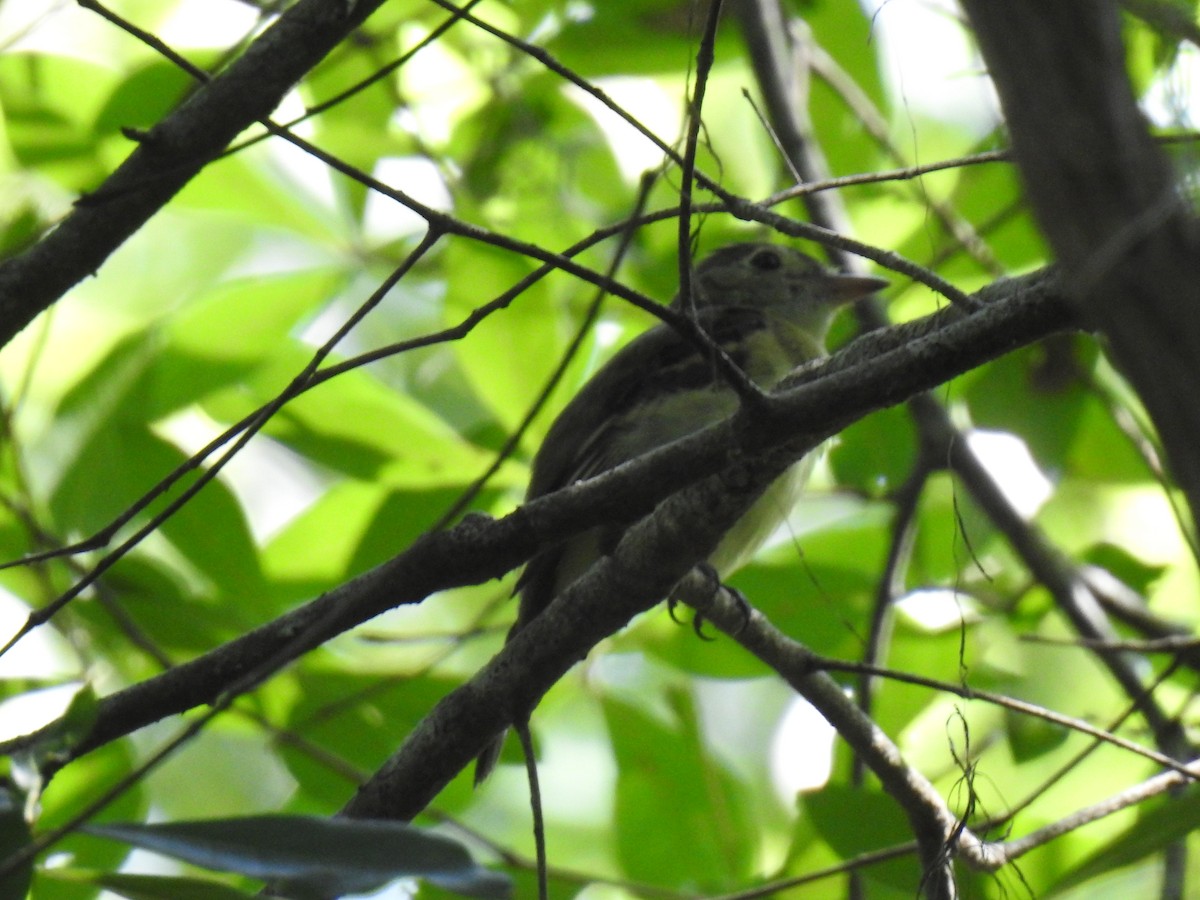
left=668, top=563, right=750, bottom=639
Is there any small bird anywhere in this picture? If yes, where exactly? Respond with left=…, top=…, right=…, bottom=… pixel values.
left=475, top=242, right=887, bottom=782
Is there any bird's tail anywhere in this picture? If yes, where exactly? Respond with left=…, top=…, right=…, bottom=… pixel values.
left=474, top=731, right=506, bottom=785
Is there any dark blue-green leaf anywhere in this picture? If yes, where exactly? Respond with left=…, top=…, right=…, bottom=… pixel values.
left=0, top=786, right=33, bottom=900
left=83, top=816, right=509, bottom=899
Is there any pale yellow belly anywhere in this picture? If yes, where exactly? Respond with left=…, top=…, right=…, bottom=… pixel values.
left=707, top=451, right=818, bottom=576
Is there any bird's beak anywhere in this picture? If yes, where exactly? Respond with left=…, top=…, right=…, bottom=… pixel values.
left=823, top=272, right=889, bottom=302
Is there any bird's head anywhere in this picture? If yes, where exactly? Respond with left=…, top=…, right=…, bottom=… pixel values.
left=680, top=242, right=888, bottom=339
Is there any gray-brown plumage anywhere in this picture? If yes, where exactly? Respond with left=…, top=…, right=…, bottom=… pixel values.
left=475, top=243, right=886, bottom=782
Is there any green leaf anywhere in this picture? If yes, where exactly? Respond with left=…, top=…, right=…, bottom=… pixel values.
left=263, top=483, right=503, bottom=600
left=83, top=816, right=510, bottom=899
left=156, top=464, right=266, bottom=599
left=909, top=472, right=1003, bottom=585
left=166, top=272, right=344, bottom=372
left=175, top=153, right=349, bottom=249
left=49, top=415, right=178, bottom=537
left=829, top=406, right=919, bottom=496
left=0, top=201, right=45, bottom=258
left=95, top=61, right=198, bottom=135
left=1004, top=706, right=1070, bottom=762
left=963, top=336, right=1099, bottom=475
left=1082, top=542, right=1168, bottom=594
left=217, top=351, right=505, bottom=486
left=939, top=160, right=1044, bottom=272
left=1051, top=786, right=1200, bottom=891
left=1061, top=394, right=1156, bottom=483
left=7, top=684, right=98, bottom=771
left=0, top=54, right=113, bottom=186
left=38, top=741, right=147, bottom=886
left=802, top=786, right=922, bottom=890
left=606, top=690, right=756, bottom=890
left=442, top=241, right=568, bottom=435
left=97, top=554, right=242, bottom=656
left=549, top=0, right=719, bottom=75
left=51, top=408, right=263, bottom=597
left=275, top=671, right=482, bottom=811
left=306, top=36, right=413, bottom=178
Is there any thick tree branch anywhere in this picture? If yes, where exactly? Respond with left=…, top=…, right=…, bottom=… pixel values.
left=681, top=581, right=988, bottom=877
left=733, top=4, right=1183, bottom=827
left=335, top=273, right=1073, bottom=820
left=681, top=577, right=1200, bottom=876
left=732, top=10, right=1073, bottom=892
left=961, top=0, right=1200, bottom=535
left=2, top=272, right=1073, bottom=775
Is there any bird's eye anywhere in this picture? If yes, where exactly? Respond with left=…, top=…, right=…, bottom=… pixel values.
left=750, top=249, right=782, bottom=271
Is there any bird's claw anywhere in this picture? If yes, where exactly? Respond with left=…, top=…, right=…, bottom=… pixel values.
left=668, top=564, right=750, bottom=638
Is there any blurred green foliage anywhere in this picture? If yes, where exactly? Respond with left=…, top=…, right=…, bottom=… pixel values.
left=2, top=0, right=1199, bottom=897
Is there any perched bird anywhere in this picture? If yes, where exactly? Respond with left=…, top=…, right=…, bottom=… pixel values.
left=476, top=242, right=887, bottom=782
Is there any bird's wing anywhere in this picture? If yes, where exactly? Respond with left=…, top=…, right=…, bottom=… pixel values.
left=529, top=305, right=769, bottom=497
left=514, top=306, right=771, bottom=623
